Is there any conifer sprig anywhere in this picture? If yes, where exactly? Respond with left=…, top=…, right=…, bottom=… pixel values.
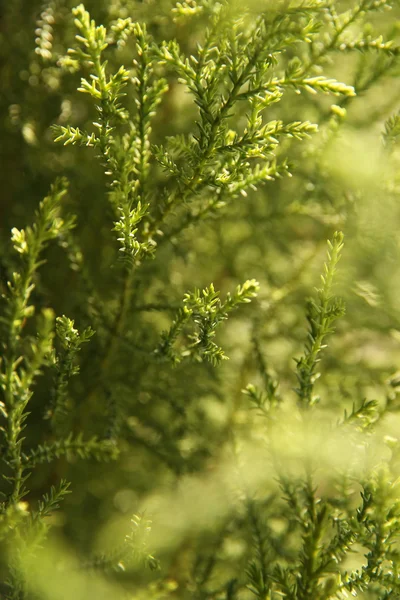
left=25, top=480, right=73, bottom=552
left=23, top=433, right=118, bottom=466
left=44, top=316, right=95, bottom=432
left=0, top=179, right=73, bottom=506
left=54, top=6, right=169, bottom=411
left=31, top=479, right=72, bottom=524
left=157, top=280, right=259, bottom=365
left=55, top=5, right=167, bottom=265
left=82, top=513, right=159, bottom=573
left=144, top=4, right=332, bottom=240
left=70, top=5, right=130, bottom=123
left=295, top=232, right=345, bottom=407
left=383, top=111, right=400, bottom=146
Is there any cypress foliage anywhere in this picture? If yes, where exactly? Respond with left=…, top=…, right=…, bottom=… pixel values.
left=1, top=1, right=400, bottom=598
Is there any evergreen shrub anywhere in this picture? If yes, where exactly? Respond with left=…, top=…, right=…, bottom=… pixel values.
left=2, top=0, right=400, bottom=598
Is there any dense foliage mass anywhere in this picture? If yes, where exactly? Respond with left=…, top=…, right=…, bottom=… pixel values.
left=2, top=0, right=400, bottom=598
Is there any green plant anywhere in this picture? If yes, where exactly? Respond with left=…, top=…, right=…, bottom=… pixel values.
left=1, top=0, right=400, bottom=598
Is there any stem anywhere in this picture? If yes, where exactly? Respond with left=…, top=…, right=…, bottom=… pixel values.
left=102, top=268, right=135, bottom=373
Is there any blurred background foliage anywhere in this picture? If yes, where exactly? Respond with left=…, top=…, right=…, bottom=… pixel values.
left=2, top=0, right=400, bottom=598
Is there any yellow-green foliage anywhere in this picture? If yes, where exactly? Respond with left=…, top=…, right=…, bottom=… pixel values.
left=1, top=1, right=400, bottom=598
